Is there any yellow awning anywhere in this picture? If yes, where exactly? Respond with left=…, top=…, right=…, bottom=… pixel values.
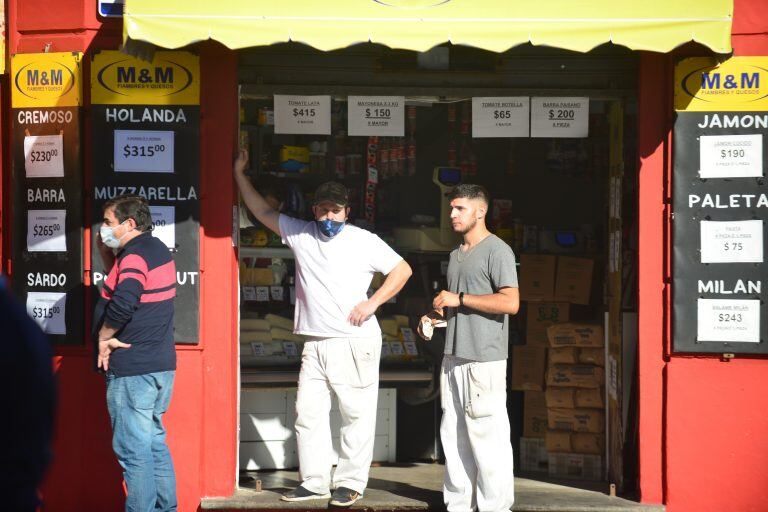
left=124, top=0, right=733, bottom=55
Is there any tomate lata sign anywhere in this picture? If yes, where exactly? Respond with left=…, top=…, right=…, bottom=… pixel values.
left=91, top=51, right=199, bottom=105
left=11, top=52, right=82, bottom=108
left=676, top=57, right=768, bottom=112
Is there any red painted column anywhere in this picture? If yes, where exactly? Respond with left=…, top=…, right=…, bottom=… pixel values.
left=636, top=51, right=669, bottom=505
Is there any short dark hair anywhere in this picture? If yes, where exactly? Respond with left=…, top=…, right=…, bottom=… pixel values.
left=448, top=184, right=490, bottom=206
left=103, top=195, right=153, bottom=232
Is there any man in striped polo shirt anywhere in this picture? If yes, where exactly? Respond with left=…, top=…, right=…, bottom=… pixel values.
left=94, top=194, right=178, bottom=512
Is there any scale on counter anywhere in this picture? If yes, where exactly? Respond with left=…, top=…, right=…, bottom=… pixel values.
left=394, top=167, right=463, bottom=252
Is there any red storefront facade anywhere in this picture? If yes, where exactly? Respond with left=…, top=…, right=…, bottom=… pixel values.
left=0, top=1, right=767, bottom=511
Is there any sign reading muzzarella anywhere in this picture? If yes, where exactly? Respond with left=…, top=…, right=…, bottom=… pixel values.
left=673, top=57, right=768, bottom=354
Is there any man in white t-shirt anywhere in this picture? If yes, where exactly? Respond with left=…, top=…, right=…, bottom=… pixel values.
left=234, top=150, right=412, bottom=507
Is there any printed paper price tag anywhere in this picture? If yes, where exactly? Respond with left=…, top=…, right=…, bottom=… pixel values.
left=400, top=327, right=416, bottom=342
left=255, top=286, right=270, bottom=302
left=149, top=205, right=175, bottom=249
left=348, top=96, right=405, bottom=136
left=270, top=286, right=284, bottom=301
left=26, top=292, right=66, bottom=335
left=27, top=209, right=66, bottom=252
left=283, top=341, right=299, bottom=357
left=390, top=342, right=405, bottom=356
left=114, top=130, right=174, bottom=173
left=531, top=97, right=589, bottom=138
left=242, top=286, right=257, bottom=301
left=251, top=342, right=265, bottom=357
left=700, top=220, right=763, bottom=263
left=24, top=135, right=65, bottom=178
left=472, top=97, right=529, bottom=138
left=381, top=342, right=391, bottom=358
left=274, top=95, right=331, bottom=135
left=699, top=134, right=762, bottom=178
left=697, top=298, right=760, bottom=343
left=404, top=341, right=419, bottom=356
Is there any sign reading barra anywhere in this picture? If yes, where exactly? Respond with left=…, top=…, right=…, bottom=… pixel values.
left=673, top=57, right=768, bottom=354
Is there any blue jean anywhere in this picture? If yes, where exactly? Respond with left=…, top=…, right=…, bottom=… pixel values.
left=106, top=371, right=177, bottom=512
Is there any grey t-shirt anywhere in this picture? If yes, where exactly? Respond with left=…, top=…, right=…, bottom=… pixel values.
left=444, top=234, right=518, bottom=362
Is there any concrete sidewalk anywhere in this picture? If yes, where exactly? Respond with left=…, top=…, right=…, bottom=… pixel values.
left=202, top=464, right=664, bottom=511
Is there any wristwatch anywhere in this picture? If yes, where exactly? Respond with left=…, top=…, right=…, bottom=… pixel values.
left=459, top=292, right=465, bottom=307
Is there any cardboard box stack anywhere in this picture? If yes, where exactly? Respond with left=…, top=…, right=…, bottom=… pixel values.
left=545, top=322, right=605, bottom=480
left=515, top=254, right=600, bottom=477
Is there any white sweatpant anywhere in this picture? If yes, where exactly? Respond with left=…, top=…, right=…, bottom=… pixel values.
left=295, top=336, right=381, bottom=495
left=440, top=355, right=515, bottom=512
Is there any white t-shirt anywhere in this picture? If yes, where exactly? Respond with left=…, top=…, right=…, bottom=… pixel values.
left=279, top=214, right=404, bottom=337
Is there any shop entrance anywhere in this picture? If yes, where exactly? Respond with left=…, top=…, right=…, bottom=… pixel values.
left=226, top=42, right=645, bottom=510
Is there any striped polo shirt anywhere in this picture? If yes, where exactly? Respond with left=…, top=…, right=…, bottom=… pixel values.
left=97, top=231, right=176, bottom=377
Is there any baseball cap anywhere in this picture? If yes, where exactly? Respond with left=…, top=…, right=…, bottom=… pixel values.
left=313, top=182, right=349, bottom=206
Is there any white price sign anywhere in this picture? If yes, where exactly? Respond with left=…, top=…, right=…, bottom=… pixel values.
left=27, top=210, right=66, bottom=252
left=381, top=342, right=391, bottom=358
left=255, top=286, right=270, bottom=302
left=24, top=135, right=65, bottom=178
left=26, top=292, right=66, bottom=335
left=149, top=205, right=175, bottom=250
left=274, top=95, right=331, bottom=135
left=348, top=96, right=404, bottom=136
left=390, top=342, right=405, bottom=356
left=251, top=342, right=265, bottom=357
left=697, top=298, right=760, bottom=343
left=531, top=97, right=589, bottom=138
left=700, top=134, right=763, bottom=178
left=283, top=341, right=299, bottom=357
left=114, top=130, right=174, bottom=173
left=404, top=341, right=419, bottom=356
left=270, top=286, right=284, bottom=301
left=242, top=286, right=257, bottom=301
left=472, top=97, right=529, bottom=138
left=700, top=220, right=763, bottom=263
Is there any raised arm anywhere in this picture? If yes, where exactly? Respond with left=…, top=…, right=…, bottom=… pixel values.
left=233, top=149, right=281, bottom=235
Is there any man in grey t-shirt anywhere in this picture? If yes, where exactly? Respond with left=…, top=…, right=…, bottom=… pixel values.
left=418, top=184, right=519, bottom=512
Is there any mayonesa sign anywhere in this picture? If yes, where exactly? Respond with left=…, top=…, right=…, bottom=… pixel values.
left=91, top=51, right=199, bottom=105
left=11, top=52, right=83, bottom=108
left=676, top=57, right=768, bottom=112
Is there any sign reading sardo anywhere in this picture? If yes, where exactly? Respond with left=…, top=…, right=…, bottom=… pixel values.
left=10, top=52, right=84, bottom=345
left=673, top=56, right=768, bottom=354
left=91, top=50, right=199, bottom=105
left=90, top=50, right=201, bottom=344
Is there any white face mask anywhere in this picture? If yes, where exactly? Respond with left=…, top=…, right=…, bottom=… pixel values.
left=100, top=221, right=130, bottom=249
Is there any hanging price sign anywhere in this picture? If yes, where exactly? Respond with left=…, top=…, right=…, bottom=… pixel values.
left=26, top=291, right=67, bottom=334
left=472, top=97, right=529, bottom=138
left=700, top=220, right=763, bottom=263
left=274, top=95, right=331, bottom=135
left=699, top=134, right=763, bottom=178
left=114, top=130, right=174, bottom=173
left=531, top=97, right=589, bottom=138
left=348, top=96, right=404, bottom=136
left=697, top=298, right=760, bottom=342
left=149, top=205, right=175, bottom=249
left=27, top=209, right=66, bottom=252
left=24, top=135, right=65, bottom=178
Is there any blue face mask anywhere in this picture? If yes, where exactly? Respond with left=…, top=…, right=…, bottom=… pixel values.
left=317, top=219, right=345, bottom=239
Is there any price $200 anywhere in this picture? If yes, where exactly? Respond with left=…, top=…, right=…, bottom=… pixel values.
left=122, top=144, right=167, bottom=158
left=32, top=306, right=61, bottom=319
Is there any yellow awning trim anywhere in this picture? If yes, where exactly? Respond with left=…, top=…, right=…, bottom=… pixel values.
left=124, top=0, right=733, bottom=55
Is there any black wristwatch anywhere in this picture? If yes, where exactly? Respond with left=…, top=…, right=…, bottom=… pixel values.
left=459, top=292, right=465, bottom=307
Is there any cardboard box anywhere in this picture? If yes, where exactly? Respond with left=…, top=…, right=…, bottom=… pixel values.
left=548, top=453, right=603, bottom=480
left=519, top=437, right=548, bottom=473
left=549, top=347, right=579, bottom=364
left=545, top=430, right=573, bottom=453
left=547, top=408, right=605, bottom=433
left=578, top=347, right=605, bottom=366
left=554, top=256, right=594, bottom=305
left=547, top=323, right=604, bottom=348
left=511, top=346, right=547, bottom=391
left=575, top=388, right=604, bottom=408
left=547, top=364, right=605, bottom=389
left=546, top=387, right=576, bottom=408
left=571, top=433, right=604, bottom=455
left=523, top=391, right=548, bottom=438
left=525, top=302, right=569, bottom=346
left=519, top=254, right=557, bottom=302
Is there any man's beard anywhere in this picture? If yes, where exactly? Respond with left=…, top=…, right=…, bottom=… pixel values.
left=453, top=216, right=477, bottom=234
